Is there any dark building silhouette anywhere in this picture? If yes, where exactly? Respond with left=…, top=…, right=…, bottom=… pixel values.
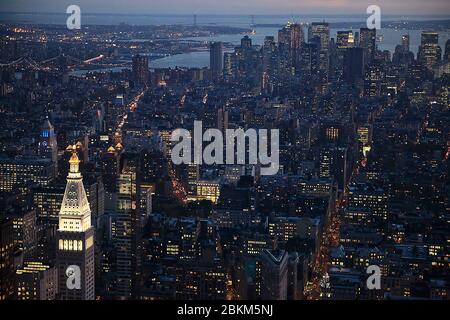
left=132, top=54, right=149, bottom=86
left=210, top=42, right=223, bottom=81
left=343, top=47, right=364, bottom=85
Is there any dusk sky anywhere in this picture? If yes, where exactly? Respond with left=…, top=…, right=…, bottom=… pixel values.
left=0, top=0, right=449, bottom=15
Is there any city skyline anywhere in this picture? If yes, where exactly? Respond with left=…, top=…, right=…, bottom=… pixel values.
left=0, top=0, right=449, bottom=306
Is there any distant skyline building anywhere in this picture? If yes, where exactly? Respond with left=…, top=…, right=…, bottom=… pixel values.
left=402, top=34, right=410, bottom=52
left=359, top=28, right=376, bottom=65
left=278, top=22, right=304, bottom=72
left=444, top=39, right=450, bottom=61
left=56, top=150, right=95, bottom=300
left=336, top=30, right=355, bottom=49
left=38, top=117, right=58, bottom=175
left=132, top=54, right=149, bottom=86
left=223, top=52, right=237, bottom=82
left=344, top=47, right=364, bottom=85
left=418, top=31, right=441, bottom=69
left=210, top=42, right=223, bottom=81
left=308, top=22, right=330, bottom=75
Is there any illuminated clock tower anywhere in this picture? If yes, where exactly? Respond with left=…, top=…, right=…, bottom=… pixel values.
left=56, top=149, right=95, bottom=300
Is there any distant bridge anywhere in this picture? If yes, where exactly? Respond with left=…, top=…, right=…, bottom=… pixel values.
left=0, top=53, right=130, bottom=71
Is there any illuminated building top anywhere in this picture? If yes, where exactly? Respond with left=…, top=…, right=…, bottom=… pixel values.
left=58, top=146, right=92, bottom=233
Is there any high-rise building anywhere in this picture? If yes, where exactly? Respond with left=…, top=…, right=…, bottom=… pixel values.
left=210, top=42, right=223, bottom=81
left=444, top=39, right=450, bottom=62
left=260, top=249, right=288, bottom=300
left=347, top=183, right=388, bottom=222
left=319, top=147, right=348, bottom=191
left=300, top=42, right=320, bottom=82
left=33, top=185, right=65, bottom=225
left=337, top=30, right=355, bottom=49
left=56, top=151, right=95, bottom=300
left=196, top=180, right=220, bottom=204
left=38, top=117, right=58, bottom=175
left=402, top=34, right=410, bottom=52
left=233, top=35, right=263, bottom=89
left=0, top=157, right=55, bottom=192
left=262, top=36, right=278, bottom=92
left=278, top=22, right=304, bottom=72
left=15, top=262, right=57, bottom=300
left=308, top=22, right=330, bottom=74
left=7, top=209, right=37, bottom=261
left=364, top=60, right=385, bottom=97
left=418, top=31, right=442, bottom=69
left=223, top=52, right=237, bottom=83
left=0, top=218, right=15, bottom=300
left=187, top=163, right=199, bottom=201
left=343, top=47, right=364, bottom=85
left=113, top=153, right=141, bottom=299
left=360, top=28, right=376, bottom=65
left=241, top=35, right=252, bottom=49
left=132, top=54, right=149, bottom=86
left=335, top=30, right=355, bottom=78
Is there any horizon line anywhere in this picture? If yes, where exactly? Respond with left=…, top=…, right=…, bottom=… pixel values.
left=1, top=11, right=450, bottom=17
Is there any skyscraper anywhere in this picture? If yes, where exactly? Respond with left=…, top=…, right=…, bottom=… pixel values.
left=335, top=30, right=355, bottom=78
left=360, top=28, right=376, bottom=66
left=113, top=153, right=141, bottom=299
left=344, top=47, right=364, bottom=85
left=260, top=249, right=288, bottom=300
left=38, top=117, right=58, bottom=175
left=132, top=54, right=149, bottom=86
left=56, top=149, right=95, bottom=300
left=278, top=22, right=304, bottom=72
left=418, top=31, right=442, bottom=69
left=309, top=22, right=330, bottom=74
left=210, top=42, right=223, bottom=81
left=364, top=60, right=385, bottom=97
left=402, top=34, right=410, bottom=52
left=337, top=30, right=355, bottom=49
left=223, top=52, right=237, bottom=83
left=444, top=39, right=450, bottom=62
left=0, top=218, right=15, bottom=300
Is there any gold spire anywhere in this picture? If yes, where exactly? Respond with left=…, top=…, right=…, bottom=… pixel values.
left=69, top=149, right=80, bottom=174
left=69, top=151, right=79, bottom=164
left=107, top=145, right=116, bottom=153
